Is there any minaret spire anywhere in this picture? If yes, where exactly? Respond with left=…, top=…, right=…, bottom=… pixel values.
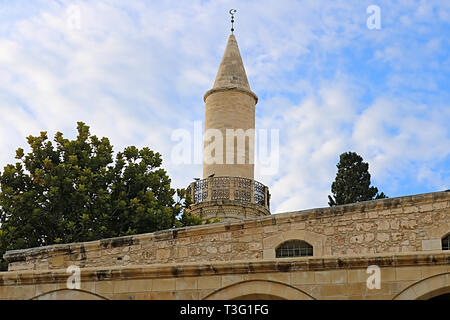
left=211, top=33, right=251, bottom=92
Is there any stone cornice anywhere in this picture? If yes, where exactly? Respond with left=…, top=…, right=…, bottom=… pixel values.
left=1, top=251, right=449, bottom=285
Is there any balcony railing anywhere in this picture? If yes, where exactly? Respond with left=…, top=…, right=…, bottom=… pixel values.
left=186, top=176, right=270, bottom=210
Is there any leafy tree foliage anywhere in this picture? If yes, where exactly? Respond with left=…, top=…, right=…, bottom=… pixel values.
left=328, top=151, right=387, bottom=206
left=0, top=122, right=201, bottom=270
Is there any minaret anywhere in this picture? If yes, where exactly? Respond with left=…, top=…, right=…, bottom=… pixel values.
left=187, top=18, right=270, bottom=222
left=203, top=34, right=257, bottom=180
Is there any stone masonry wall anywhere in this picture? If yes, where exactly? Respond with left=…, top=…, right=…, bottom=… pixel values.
left=5, top=191, right=450, bottom=271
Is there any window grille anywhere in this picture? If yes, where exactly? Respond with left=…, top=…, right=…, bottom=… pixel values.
left=276, top=240, right=313, bottom=258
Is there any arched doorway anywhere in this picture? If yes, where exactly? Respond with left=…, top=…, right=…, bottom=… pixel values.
left=393, top=273, right=450, bottom=300
left=203, top=280, right=314, bottom=300
left=429, top=293, right=450, bottom=300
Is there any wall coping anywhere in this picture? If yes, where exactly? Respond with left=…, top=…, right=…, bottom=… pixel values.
left=1, top=251, right=449, bottom=285
left=4, top=190, right=449, bottom=262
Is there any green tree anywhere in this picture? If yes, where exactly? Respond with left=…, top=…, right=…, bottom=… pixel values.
left=0, top=122, right=201, bottom=270
left=328, top=151, right=387, bottom=206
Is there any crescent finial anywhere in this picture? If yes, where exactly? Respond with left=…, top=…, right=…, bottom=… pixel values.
left=229, top=9, right=237, bottom=34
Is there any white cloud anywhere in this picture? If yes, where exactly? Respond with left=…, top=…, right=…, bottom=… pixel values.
left=263, top=77, right=450, bottom=213
left=0, top=0, right=449, bottom=214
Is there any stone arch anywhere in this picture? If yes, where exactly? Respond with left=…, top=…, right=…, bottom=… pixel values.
left=423, top=223, right=450, bottom=251
left=393, top=273, right=450, bottom=300
left=31, top=288, right=108, bottom=300
left=203, top=280, right=315, bottom=300
left=263, top=230, right=328, bottom=259
left=427, top=222, right=450, bottom=239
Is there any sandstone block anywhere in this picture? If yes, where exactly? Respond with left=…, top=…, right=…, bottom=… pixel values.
left=350, top=235, right=364, bottom=244
left=156, top=248, right=171, bottom=260
left=315, top=271, right=331, bottom=284
left=153, top=278, right=176, bottom=291
left=198, top=276, right=221, bottom=290
left=128, top=279, right=153, bottom=292
left=365, top=233, right=375, bottom=242
left=390, top=220, right=400, bottom=230
left=324, top=227, right=335, bottom=235
left=291, top=271, right=315, bottom=285
left=376, top=233, right=390, bottom=242
left=176, top=277, right=198, bottom=291
left=330, top=270, right=348, bottom=284
left=396, top=267, right=421, bottom=281
left=377, top=220, right=390, bottom=231
left=392, top=233, right=402, bottom=241
left=421, top=239, right=442, bottom=251
left=206, top=246, right=218, bottom=254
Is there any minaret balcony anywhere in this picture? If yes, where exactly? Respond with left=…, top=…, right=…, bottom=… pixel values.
left=186, top=177, right=270, bottom=221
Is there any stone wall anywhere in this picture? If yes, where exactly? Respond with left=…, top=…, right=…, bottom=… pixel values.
left=1, top=252, right=449, bottom=300
left=4, top=191, right=450, bottom=272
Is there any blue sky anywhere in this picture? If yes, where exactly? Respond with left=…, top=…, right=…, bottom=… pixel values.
left=0, top=0, right=449, bottom=213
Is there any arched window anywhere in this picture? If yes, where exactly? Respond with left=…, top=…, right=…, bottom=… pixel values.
left=442, top=234, right=450, bottom=251
left=276, top=240, right=313, bottom=258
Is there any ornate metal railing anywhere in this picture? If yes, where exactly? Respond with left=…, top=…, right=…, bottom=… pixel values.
left=193, top=179, right=208, bottom=203
left=186, top=176, right=270, bottom=210
left=211, top=177, right=230, bottom=201
left=234, top=177, right=251, bottom=202
left=253, top=180, right=266, bottom=206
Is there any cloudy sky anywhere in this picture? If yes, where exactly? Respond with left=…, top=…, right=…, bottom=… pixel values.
left=0, top=0, right=449, bottom=213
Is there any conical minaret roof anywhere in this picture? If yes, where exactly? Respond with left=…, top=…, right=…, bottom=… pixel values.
left=212, top=34, right=251, bottom=91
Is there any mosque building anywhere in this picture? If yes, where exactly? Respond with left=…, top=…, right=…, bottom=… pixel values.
left=1, top=23, right=449, bottom=301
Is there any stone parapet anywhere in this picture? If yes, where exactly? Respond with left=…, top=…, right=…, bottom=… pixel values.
left=4, top=190, right=450, bottom=272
